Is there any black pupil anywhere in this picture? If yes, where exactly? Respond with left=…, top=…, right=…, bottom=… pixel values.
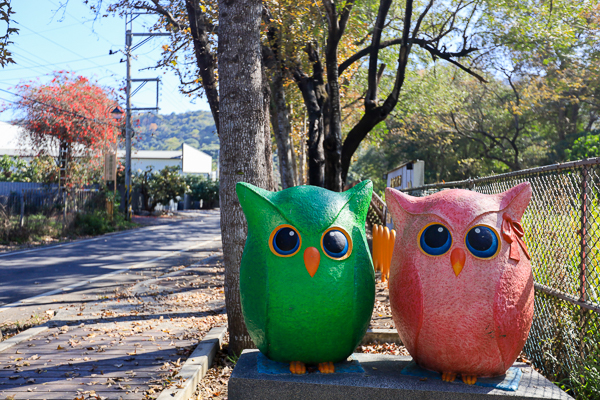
left=275, top=228, right=298, bottom=252
left=424, top=225, right=449, bottom=248
left=323, top=230, right=346, bottom=254
left=467, top=227, right=493, bottom=251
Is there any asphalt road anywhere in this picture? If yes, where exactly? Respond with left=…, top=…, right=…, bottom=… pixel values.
left=0, top=213, right=221, bottom=306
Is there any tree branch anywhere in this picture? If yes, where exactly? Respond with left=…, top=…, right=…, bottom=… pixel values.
left=365, top=0, right=393, bottom=110
left=338, top=0, right=357, bottom=42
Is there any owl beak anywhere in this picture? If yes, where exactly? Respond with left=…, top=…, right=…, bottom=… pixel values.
left=303, top=247, right=320, bottom=277
left=450, top=248, right=466, bottom=276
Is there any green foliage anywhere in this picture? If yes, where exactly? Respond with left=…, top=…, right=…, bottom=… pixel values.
left=185, top=175, right=219, bottom=208
left=565, top=133, right=600, bottom=161
left=133, top=110, right=218, bottom=159
left=0, top=155, right=59, bottom=183
left=147, top=166, right=187, bottom=208
left=562, top=331, right=600, bottom=399
left=73, top=210, right=134, bottom=236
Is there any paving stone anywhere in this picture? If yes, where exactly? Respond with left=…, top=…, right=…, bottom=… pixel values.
left=0, top=255, right=226, bottom=399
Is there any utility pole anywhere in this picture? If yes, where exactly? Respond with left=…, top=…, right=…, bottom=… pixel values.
left=123, top=11, right=168, bottom=220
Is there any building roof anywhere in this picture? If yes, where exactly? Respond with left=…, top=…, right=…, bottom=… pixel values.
left=385, top=159, right=423, bottom=175
left=117, top=150, right=182, bottom=159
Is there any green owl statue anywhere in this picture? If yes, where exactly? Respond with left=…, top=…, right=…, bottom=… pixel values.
left=236, top=181, right=375, bottom=374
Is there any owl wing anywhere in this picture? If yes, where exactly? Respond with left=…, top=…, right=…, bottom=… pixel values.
left=390, top=260, right=423, bottom=358
left=493, top=260, right=534, bottom=371
left=239, top=238, right=269, bottom=355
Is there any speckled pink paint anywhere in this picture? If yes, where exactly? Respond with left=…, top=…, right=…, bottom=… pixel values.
left=385, top=182, right=533, bottom=377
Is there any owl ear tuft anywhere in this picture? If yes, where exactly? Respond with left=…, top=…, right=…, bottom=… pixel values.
left=236, top=182, right=276, bottom=225
left=344, top=180, right=373, bottom=221
left=498, top=182, right=532, bottom=221
left=385, top=187, right=420, bottom=233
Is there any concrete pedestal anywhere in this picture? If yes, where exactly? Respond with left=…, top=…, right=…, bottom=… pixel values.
left=229, top=350, right=573, bottom=400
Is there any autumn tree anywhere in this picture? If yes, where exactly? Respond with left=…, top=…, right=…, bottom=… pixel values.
left=10, top=72, right=121, bottom=188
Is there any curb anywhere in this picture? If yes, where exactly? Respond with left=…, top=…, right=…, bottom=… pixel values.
left=361, top=328, right=402, bottom=345
left=0, top=309, right=62, bottom=353
left=157, top=325, right=228, bottom=400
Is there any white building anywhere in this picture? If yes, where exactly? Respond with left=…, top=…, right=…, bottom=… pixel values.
left=0, top=121, right=26, bottom=156
left=118, top=143, right=212, bottom=176
left=384, top=160, right=425, bottom=190
left=0, top=121, right=212, bottom=176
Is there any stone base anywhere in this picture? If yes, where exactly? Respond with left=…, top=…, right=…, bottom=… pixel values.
left=229, top=350, right=573, bottom=400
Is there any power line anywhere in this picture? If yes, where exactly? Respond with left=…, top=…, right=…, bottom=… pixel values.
left=14, top=21, right=122, bottom=78
left=3, top=52, right=109, bottom=71
left=0, top=87, right=118, bottom=127
left=0, top=62, right=123, bottom=85
left=45, top=0, right=117, bottom=48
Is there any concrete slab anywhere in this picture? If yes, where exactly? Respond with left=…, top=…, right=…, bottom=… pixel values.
left=229, top=350, right=573, bottom=400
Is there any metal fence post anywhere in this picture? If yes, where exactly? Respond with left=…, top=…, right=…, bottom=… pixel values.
left=19, top=190, right=24, bottom=227
left=580, top=166, right=590, bottom=303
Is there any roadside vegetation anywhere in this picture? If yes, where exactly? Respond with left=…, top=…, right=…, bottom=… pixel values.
left=0, top=189, right=137, bottom=249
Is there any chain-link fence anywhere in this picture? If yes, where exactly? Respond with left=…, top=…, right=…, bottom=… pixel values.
left=400, top=158, right=600, bottom=395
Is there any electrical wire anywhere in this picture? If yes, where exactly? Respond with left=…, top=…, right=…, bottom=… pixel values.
left=0, top=87, right=118, bottom=127
left=14, top=21, right=122, bottom=78
left=2, top=53, right=110, bottom=71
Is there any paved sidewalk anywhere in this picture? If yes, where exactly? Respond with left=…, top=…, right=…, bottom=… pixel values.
left=0, top=255, right=226, bottom=400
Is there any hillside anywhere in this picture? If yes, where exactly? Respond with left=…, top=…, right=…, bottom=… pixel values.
left=133, top=110, right=219, bottom=158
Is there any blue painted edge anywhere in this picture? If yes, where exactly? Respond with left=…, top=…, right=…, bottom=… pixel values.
left=256, top=352, right=365, bottom=375
left=400, top=361, right=523, bottom=391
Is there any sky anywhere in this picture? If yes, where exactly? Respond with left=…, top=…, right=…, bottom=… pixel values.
left=0, top=0, right=210, bottom=123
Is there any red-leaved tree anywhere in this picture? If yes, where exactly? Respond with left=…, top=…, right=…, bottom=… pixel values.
left=11, top=72, right=121, bottom=188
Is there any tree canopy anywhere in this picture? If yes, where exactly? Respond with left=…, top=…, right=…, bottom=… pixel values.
left=9, top=71, right=121, bottom=187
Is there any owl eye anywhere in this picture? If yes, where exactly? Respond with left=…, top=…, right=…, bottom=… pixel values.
left=419, top=223, right=452, bottom=256
left=321, top=227, right=352, bottom=260
left=269, top=225, right=301, bottom=257
left=465, top=225, right=499, bottom=259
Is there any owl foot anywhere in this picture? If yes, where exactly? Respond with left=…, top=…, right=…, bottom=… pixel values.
left=318, top=362, right=335, bottom=374
left=462, top=375, right=477, bottom=385
left=441, top=371, right=456, bottom=382
left=289, top=361, right=306, bottom=374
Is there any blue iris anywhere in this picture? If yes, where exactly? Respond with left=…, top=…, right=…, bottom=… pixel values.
left=273, top=227, right=300, bottom=255
left=466, top=226, right=498, bottom=258
left=323, top=230, right=349, bottom=258
left=420, top=224, right=451, bottom=256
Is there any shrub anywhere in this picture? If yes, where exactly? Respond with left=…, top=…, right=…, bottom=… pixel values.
left=186, top=175, right=219, bottom=209
left=133, top=165, right=188, bottom=212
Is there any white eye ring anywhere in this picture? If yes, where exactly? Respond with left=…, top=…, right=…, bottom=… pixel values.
left=475, top=228, right=481, bottom=234
left=289, top=231, right=295, bottom=236
left=437, top=227, right=443, bottom=233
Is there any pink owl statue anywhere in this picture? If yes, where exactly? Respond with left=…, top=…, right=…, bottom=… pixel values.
left=385, top=182, right=533, bottom=385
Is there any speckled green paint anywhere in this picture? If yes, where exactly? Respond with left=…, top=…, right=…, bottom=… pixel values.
left=236, top=181, right=375, bottom=364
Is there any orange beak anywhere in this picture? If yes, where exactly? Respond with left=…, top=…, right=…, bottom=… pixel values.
left=304, top=247, right=320, bottom=277
left=450, top=248, right=465, bottom=277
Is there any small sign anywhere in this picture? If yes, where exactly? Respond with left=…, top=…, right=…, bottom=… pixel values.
left=104, top=152, right=117, bottom=181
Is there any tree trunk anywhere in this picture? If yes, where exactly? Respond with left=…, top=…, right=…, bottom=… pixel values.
left=263, top=65, right=277, bottom=192
left=293, top=57, right=326, bottom=187
left=306, top=103, right=325, bottom=187
left=298, top=115, right=307, bottom=185
left=185, top=0, right=220, bottom=134
left=324, top=36, right=343, bottom=192
left=218, top=0, right=269, bottom=355
left=270, top=71, right=296, bottom=189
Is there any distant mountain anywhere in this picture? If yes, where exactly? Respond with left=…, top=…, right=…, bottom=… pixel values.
left=132, top=110, right=218, bottom=158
